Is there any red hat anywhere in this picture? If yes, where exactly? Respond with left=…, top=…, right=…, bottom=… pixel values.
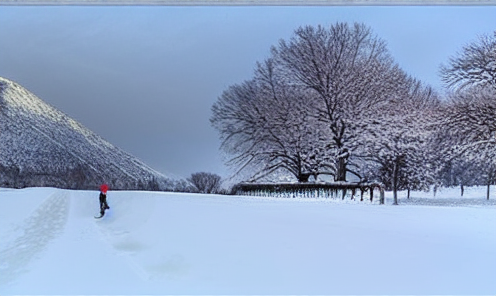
left=100, top=184, right=109, bottom=194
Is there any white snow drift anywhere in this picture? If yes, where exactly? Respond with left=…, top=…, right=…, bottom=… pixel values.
left=0, top=187, right=495, bottom=295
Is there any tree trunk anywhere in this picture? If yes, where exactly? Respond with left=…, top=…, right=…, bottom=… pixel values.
left=407, top=188, right=410, bottom=199
left=393, top=186, right=398, bottom=205
left=380, top=187, right=385, bottom=205
left=487, top=183, right=490, bottom=200
left=461, top=184, right=464, bottom=197
left=298, top=173, right=310, bottom=183
left=392, top=161, right=399, bottom=205
left=335, top=157, right=347, bottom=182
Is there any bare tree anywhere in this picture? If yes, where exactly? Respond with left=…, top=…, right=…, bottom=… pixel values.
left=189, top=172, right=222, bottom=194
left=273, top=22, right=405, bottom=181
left=440, top=31, right=496, bottom=91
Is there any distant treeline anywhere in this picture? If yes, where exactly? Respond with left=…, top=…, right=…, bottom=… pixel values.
left=0, top=163, right=195, bottom=192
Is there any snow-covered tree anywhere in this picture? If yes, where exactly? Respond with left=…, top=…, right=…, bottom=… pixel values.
left=272, top=22, right=407, bottom=181
left=358, top=78, right=440, bottom=204
left=212, top=22, right=438, bottom=186
left=437, top=86, right=496, bottom=199
left=436, top=30, right=496, bottom=199
left=440, top=31, right=496, bottom=91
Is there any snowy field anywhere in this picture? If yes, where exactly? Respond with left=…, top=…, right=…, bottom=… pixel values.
left=0, top=187, right=495, bottom=295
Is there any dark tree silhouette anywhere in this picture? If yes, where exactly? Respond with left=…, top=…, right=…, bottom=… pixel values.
left=189, top=172, right=222, bottom=194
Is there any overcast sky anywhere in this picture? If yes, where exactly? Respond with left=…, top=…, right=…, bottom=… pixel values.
left=0, top=5, right=495, bottom=179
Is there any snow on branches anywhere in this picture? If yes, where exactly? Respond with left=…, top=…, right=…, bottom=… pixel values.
left=437, top=31, right=496, bottom=199
left=273, top=23, right=404, bottom=181
left=440, top=30, right=496, bottom=91
left=358, top=79, right=440, bottom=204
left=211, top=59, right=333, bottom=183
left=436, top=86, right=496, bottom=199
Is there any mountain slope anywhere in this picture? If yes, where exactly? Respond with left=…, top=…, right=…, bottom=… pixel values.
left=0, top=76, right=189, bottom=191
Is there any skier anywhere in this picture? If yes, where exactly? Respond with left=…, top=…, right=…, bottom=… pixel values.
left=98, top=184, right=110, bottom=217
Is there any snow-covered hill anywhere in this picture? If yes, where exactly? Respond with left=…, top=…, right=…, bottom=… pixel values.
left=0, top=187, right=494, bottom=295
left=0, top=76, right=189, bottom=191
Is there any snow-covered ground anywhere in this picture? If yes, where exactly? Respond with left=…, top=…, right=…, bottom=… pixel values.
left=0, top=186, right=495, bottom=295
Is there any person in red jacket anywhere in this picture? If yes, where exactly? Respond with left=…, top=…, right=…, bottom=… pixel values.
left=99, top=184, right=110, bottom=216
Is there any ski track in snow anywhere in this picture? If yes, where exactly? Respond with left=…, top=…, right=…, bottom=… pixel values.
left=0, top=190, right=70, bottom=285
left=96, top=229, right=153, bottom=282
